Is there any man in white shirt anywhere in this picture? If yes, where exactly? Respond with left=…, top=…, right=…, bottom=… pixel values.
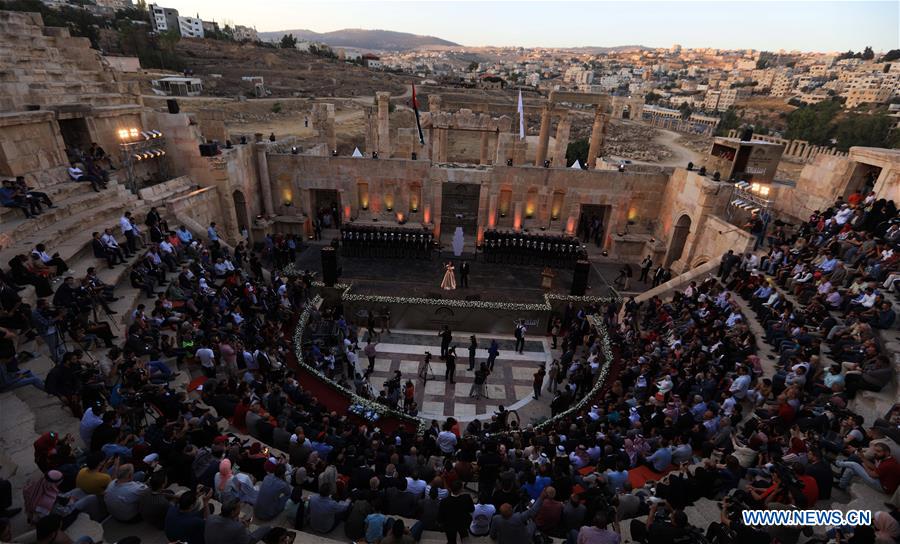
left=195, top=346, right=216, bottom=378
left=437, top=427, right=458, bottom=454
left=120, top=212, right=137, bottom=255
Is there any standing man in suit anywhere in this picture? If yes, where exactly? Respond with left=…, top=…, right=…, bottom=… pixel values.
left=444, top=346, right=457, bottom=383
left=514, top=320, right=526, bottom=354
left=439, top=325, right=452, bottom=359
left=639, top=255, right=653, bottom=283
left=460, top=261, right=470, bottom=288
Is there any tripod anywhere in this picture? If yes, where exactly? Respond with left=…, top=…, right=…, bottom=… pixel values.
left=418, top=352, right=435, bottom=383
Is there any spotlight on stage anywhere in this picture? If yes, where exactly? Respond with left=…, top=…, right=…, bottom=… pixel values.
left=506, top=158, right=513, bottom=166
left=411, top=152, right=417, bottom=160
left=686, top=161, right=693, bottom=171
left=698, top=166, right=707, bottom=176
left=372, top=151, right=379, bottom=159
left=543, top=160, right=550, bottom=168
left=713, top=171, right=721, bottom=181
left=332, top=149, right=338, bottom=156
left=291, top=146, right=299, bottom=154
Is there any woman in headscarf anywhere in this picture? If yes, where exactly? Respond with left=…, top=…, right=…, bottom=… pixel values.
left=213, top=458, right=259, bottom=506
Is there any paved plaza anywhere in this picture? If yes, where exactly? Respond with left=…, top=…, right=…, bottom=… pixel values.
left=359, top=329, right=552, bottom=421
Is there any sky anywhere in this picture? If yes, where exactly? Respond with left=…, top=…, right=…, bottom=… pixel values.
left=159, top=1, right=900, bottom=52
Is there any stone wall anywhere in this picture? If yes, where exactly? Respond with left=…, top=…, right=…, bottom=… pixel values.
left=0, top=111, right=68, bottom=185
left=778, top=154, right=855, bottom=220
left=266, top=154, right=670, bottom=255
left=166, top=186, right=221, bottom=235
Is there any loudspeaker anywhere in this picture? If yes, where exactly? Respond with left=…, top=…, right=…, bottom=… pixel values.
left=321, top=246, right=338, bottom=286
left=570, top=259, right=590, bottom=296
left=167, top=99, right=180, bottom=114
left=740, top=128, right=753, bottom=142
left=199, top=142, right=218, bottom=157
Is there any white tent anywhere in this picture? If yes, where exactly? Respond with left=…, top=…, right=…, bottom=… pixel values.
left=351, top=147, right=363, bottom=158
left=569, top=160, right=582, bottom=169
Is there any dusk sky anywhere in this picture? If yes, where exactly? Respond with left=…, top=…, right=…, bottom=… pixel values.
left=158, top=1, right=899, bottom=52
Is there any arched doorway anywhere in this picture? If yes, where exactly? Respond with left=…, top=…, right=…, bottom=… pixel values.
left=233, top=190, right=250, bottom=235
left=665, top=214, right=691, bottom=266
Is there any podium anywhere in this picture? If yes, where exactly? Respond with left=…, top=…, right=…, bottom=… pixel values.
left=541, top=267, right=556, bottom=289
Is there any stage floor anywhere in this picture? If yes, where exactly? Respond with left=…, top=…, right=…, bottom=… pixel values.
left=294, top=244, right=639, bottom=302
left=357, top=328, right=552, bottom=422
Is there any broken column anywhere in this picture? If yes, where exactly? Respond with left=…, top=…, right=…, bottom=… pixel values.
left=364, top=106, right=378, bottom=155
left=550, top=111, right=571, bottom=167
left=586, top=107, right=609, bottom=169
left=312, top=103, right=336, bottom=152
left=376, top=92, right=391, bottom=157
left=534, top=105, right=552, bottom=166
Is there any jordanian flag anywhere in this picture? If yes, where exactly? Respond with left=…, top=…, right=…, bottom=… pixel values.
left=412, top=83, right=425, bottom=145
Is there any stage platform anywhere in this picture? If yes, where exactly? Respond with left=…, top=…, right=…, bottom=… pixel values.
left=294, top=244, right=638, bottom=302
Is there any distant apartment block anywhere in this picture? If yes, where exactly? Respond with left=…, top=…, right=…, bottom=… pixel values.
left=149, top=3, right=179, bottom=33
left=233, top=25, right=258, bottom=42
left=844, top=75, right=897, bottom=108
left=178, top=15, right=204, bottom=38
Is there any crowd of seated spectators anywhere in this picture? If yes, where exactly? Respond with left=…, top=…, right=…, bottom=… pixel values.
left=0, top=193, right=898, bottom=544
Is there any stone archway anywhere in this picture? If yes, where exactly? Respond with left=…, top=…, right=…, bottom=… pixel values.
left=233, top=190, right=250, bottom=235
left=665, top=214, right=692, bottom=267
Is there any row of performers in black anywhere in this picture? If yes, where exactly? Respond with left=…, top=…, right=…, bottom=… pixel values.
left=482, top=230, right=587, bottom=267
left=340, top=225, right=435, bottom=259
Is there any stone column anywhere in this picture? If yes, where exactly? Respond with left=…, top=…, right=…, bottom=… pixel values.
left=513, top=136, right=527, bottom=165
left=495, top=133, right=515, bottom=165
left=480, top=131, right=490, bottom=165
left=587, top=108, right=608, bottom=169
left=376, top=92, right=391, bottom=157
left=550, top=111, right=571, bottom=167
left=364, top=106, right=378, bottom=155
left=534, top=105, right=552, bottom=166
left=428, top=94, right=442, bottom=115
left=253, top=134, right=274, bottom=216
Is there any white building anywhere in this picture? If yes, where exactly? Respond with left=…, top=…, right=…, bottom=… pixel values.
left=178, top=15, right=204, bottom=38
left=149, top=3, right=179, bottom=33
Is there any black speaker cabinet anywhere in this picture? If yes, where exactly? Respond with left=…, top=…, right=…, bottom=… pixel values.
left=167, top=99, right=180, bottom=114
left=321, top=246, right=338, bottom=287
left=570, top=259, right=590, bottom=296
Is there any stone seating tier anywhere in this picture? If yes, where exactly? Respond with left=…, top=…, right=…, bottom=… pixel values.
left=0, top=11, right=132, bottom=110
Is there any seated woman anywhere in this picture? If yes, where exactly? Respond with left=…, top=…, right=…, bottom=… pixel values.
left=8, top=254, right=53, bottom=297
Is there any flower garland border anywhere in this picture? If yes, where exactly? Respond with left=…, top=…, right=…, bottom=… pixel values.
left=292, top=291, right=617, bottom=437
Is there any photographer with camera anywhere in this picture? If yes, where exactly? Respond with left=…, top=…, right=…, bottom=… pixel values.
left=629, top=498, right=693, bottom=544
left=705, top=494, right=771, bottom=544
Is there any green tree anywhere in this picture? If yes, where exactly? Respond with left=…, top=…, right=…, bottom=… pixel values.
left=565, top=138, right=589, bottom=166
left=271, top=102, right=282, bottom=114
left=784, top=100, right=841, bottom=144
left=678, top=102, right=693, bottom=119
left=715, top=108, right=741, bottom=136
left=644, top=91, right=662, bottom=105
left=833, top=113, right=893, bottom=151
left=861, top=46, right=874, bottom=60
left=158, top=28, right=180, bottom=54
left=467, top=61, right=478, bottom=72
left=280, top=33, right=297, bottom=49
left=881, top=49, right=900, bottom=62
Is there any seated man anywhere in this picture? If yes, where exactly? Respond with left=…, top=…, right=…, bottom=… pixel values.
left=68, top=162, right=104, bottom=192
left=14, top=176, right=53, bottom=209
left=31, top=244, right=68, bottom=276
left=0, top=179, right=40, bottom=218
left=104, top=463, right=149, bottom=522
left=836, top=443, right=900, bottom=495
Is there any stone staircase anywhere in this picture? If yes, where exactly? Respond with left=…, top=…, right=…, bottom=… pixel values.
left=0, top=11, right=134, bottom=111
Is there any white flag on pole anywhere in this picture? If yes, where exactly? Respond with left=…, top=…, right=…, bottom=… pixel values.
left=517, top=90, right=525, bottom=140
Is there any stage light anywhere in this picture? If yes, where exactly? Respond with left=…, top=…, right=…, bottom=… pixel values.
left=117, top=129, right=129, bottom=140
left=129, top=128, right=139, bottom=139
left=291, top=146, right=299, bottom=154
